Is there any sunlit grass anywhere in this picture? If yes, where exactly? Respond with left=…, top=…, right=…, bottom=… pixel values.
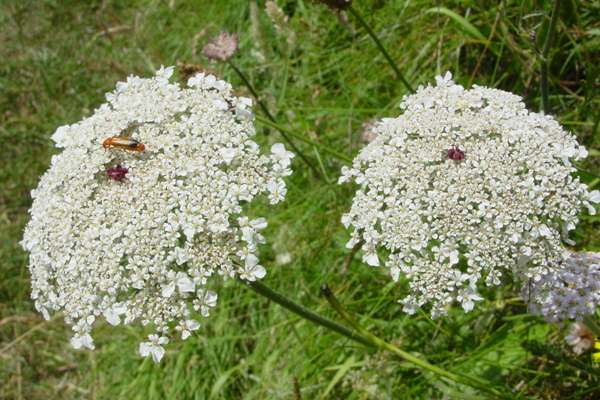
left=1, top=0, right=599, bottom=398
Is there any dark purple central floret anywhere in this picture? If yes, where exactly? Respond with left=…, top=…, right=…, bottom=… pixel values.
left=106, top=165, right=128, bottom=181
left=447, top=146, right=465, bottom=161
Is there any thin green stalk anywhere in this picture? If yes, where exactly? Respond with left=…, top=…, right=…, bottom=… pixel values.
left=255, top=115, right=353, bottom=163
left=227, top=60, right=277, bottom=123
left=347, top=6, right=414, bottom=93
left=227, top=60, right=322, bottom=178
left=540, top=0, right=560, bottom=114
left=242, top=279, right=374, bottom=348
left=320, top=284, right=510, bottom=399
left=583, top=315, right=600, bottom=338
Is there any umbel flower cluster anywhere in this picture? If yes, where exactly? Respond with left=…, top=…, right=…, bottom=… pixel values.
left=340, top=72, right=599, bottom=318
left=21, top=67, right=294, bottom=362
left=524, top=252, right=600, bottom=322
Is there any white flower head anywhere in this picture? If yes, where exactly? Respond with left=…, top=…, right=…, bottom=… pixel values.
left=22, top=67, right=292, bottom=361
left=340, top=72, right=596, bottom=317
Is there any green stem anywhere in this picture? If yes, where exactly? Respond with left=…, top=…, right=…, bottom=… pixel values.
left=583, top=315, right=600, bottom=338
left=227, top=61, right=322, bottom=178
left=347, top=6, right=414, bottom=94
left=320, top=284, right=509, bottom=399
left=540, top=0, right=560, bottom=114
left=242, top=279, right=374, bottom=348
left=227, top=60, right=277, bottom=123
left=255, top=115, right=353, bottom=163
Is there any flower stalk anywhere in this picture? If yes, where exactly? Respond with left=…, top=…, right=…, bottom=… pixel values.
left=242, top=277, right=506, bottom=398
left=255, top=115, right=353, bottom=163
left=347, top=6, right=414, bottom=93
left=242, top=279, right=373, bottom=347
left=319, top=284, right=509, bottom=399
left=540, top=0, right=560, bottom=114
left=226, top=60, right=322, bottom=178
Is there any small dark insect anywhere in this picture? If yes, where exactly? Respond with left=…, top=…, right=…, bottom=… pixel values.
left=447, top=146, right=465, bottom=161
left=103, top=136, right=145, bottom=152
left=529, top=30, right=537, bottom=43
left=106, top=165, right=129, bottom=182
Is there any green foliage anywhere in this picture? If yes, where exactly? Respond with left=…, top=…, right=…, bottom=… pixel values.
left=1, top=0, right=599, bottom=398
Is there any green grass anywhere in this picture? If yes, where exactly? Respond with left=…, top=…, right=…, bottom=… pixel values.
left=1, top=0, right=599, bottom=398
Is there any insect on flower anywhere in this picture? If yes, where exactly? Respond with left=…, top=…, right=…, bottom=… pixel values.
left=102, top=136, right=145, bottom=152
left=447, top=146, right=465, bottom=161
left=106, top=165, right=128, bottom=182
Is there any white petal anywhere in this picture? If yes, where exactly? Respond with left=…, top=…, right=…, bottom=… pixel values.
left=161, top=283, right=176, bottom=298
left=271, top=143, right=286, bottom=156
left=250, top=218, right=268, bottom=230
left=245, top=254, right=259, bottom=268
left=157, top=336, right=169, bottom=345
left=538, top=224, right=552, bottom=238
left=186, top=319, right=200, bottom=331
left=251, top=264, right=266, bottom=279
left=219, top=148, right=237, bottom=164
left=104, top=309, right=120, bottom=326
left=176, top=273, right=195, bottom=293
left=150, top=346, right=165, bottom=363
left=364, top=252, right=380, bottom=267
left=71, top=334, right=94, bottom=350
left=139, top=342, right=151, bottom=357
left=448, top=250, right=459, bottom=265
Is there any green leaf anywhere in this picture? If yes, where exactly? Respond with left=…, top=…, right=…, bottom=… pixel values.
left=321, top=355, right=360, bottom=399
left=210, top=364, right=244, bottom=398
left=426, top=7, right=488, bottom=43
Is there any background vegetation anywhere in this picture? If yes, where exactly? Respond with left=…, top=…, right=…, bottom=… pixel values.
left=1, top=0, right=599, bottom=398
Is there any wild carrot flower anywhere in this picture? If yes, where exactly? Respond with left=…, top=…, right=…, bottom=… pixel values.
left=340, top=72, right=599, bottom=318
left=21, top=66, right=293, bottom=361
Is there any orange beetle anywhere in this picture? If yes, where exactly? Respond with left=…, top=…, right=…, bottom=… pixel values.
left=102, top=136, right=145, bottom=152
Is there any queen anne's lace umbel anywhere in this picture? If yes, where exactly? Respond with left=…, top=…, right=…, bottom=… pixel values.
left=340, top=72, right=599, bottom=318
left=22, top=67, right=293, bottom=361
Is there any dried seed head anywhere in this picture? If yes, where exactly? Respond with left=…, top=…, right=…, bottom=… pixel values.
left=565, top=322, right=595, bottom=355
left=265, top=1, right=296, bottom=46
left=202, top=32, right=238, bottom=62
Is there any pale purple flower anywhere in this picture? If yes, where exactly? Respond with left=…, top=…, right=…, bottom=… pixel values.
left=202, top=32, right=238, bottom=62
